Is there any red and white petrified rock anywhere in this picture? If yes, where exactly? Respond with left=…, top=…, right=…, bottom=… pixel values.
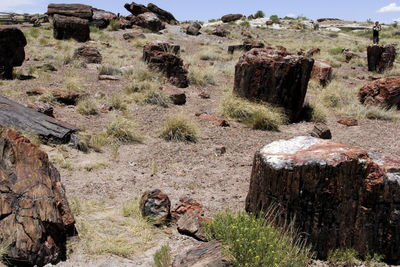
left=358, top=76, right=400, bottom=109
left=234, top=48, right=314, bottom=121
left=245, top=136, right=400, bottom=264
left=311, top=59, right=332, bottom=86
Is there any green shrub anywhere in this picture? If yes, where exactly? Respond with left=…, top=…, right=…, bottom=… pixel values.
left=159, top=113, right=199, bottom=142
left=98, top=65, right=121, bottom=76
left=270, top=15, right=280, bottom=24
left=327, top=248, right=359, bottom=264
left=254, top=10, right=265, bottom=19
left=328, top=47, right=343, bottom=55
left=204, top=209, right=312, bottom=267
left=107, top=19, right=120, bottom=31
left=153, top=245, right=172, bottom=267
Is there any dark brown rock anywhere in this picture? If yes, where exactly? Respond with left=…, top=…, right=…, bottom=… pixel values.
left=161, top=84, right=186, bottom=105
left=306, top=47, right=320, bottom=57
left=358, top=76, right=400, bottom=109
left=131, top=12, right=165, bottom=32
left=47, top=3, right=93, bottom=20
left=27, top=102, right=54, bottom=117
left=141, top=189, right=171, bottom=224
left=177, top=213, right=207, bottom=241
left=337, top=117, right=358, bottom=126
left=73, top=46, right=102, bottom=64
left=52, top=14, right=90, bottom=42
left=187, top=21, right=202, bottom=36
left=0, top=27, right=27, bottom=79
left=228, top=38, right=265, bottom=54
left=171, top=197, right=205, bottom=221
left=143, top=41, right=188, bottom=88
left=0, top=129, right=77, bottom=266
left=234, top=48, right=314, bottom=121
left=52, top=89, right=86, bottom=105
left=311, top=59, right=332, bottom=86
left=147, top=3, right=177, bottom=23
left=91, top=8, right=117, bottom=29
left=123, top=32, right=146, bottom=40
left=367, top=44, right=396, bottom=73
left=198, top=91, right=210, bottom=99
left=172, top=240, right=233, bottom=267
left=310, top=123, right=331, bottom=139
left=213, top=26, right=230, bottom=37
left=245, top=136, right=400, bottom=264
left=221, top=13, right=243, bottom=23
left=124, top=2, right=150, bottom=16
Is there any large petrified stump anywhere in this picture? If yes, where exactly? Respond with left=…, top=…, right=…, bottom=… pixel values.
left=367, top=44, right=395, bottom=73
left=52, top=14, right=90, bottom=42
left=234, top=48, right=314, bottom=121
left=0, top=129, right=77, bottom=266
left=143, top=41, right=188, bottom=88
left=358, top=76, right=400, bottom=109
left=0, top=27, right=27, bottom=79
left=245, top=136, right=400, bottom=264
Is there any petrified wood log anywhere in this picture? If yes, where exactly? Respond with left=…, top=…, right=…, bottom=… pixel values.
left=47, top=3, right=93, bottom=20
left=147, top=3, right=177, bottom=23
left=311, top=59, right=332, bottom=87
left=245, top=136, right=400, bottom=264
left=358, top=76, right=400, bottom=109
left=310, top=123, right=331, bottom=139
left=367, top=44, right=395, bottom=73
left=0, top=27, right=27, bottom=79
left=0, top=129, right=77, bottom=266
left=52, top=14, right=90, bottom=42
left=0, top=95, right=77, bottom=144
left=234, top=48, right=314, bottom=121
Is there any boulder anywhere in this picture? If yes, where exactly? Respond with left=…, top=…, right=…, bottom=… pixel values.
left=306, top=47, right=320, bottom=57
left=212, top=26, right=230, bottom=37
left=367, top=44, right=396, bottom=73
left=161, top=84, right=186, bottom=105
left=177, top=213, right=207, bottom=241
left=131, top=12, right=165, bottom=32
left=228, top=38, right=265, bottom=54
left=47, top=3, right=93, bottom=20
left=310, top=123, right=331, bottom=139
left=337, top=117, right=358, bottom=126
left=234, top=48, right=314, bottom=121
left=0, top=27, right=27, bottom=79
left=124, top=2, right=150, bottom=16
left=91, top=8, right=117, bottom=29
left=73, top=46, right=102, bottom=64
left=0, top=129, right=76, bottom=266
left=245, top=136, right=400, bottom=264
left=171, top=197, right=205, bottom=220
left=143, top=41, right=188, bottom=88
left=358, top=76, right=400, bottom=109
left=52, top=14, right=90, bottom=42
left=311, top=59, right=332, bottom=86
left=123, top=32, right=146, bottom=40
left=172, top=240, right=233, bottom=267
left=141, top=189, right=171, bottom=224
left=221, top=14, right=243, bottom=23
left=147, top=3, right=177, bottom=23
left=186, top=21, right=202, bottom=36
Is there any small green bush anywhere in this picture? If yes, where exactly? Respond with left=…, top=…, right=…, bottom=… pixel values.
left=204, top=210, right=312, bottom=267
left=107, top=19, right=120, bottom=31
left=327, top=248, right=359, bottom=264
left=254, top=10, right=265, bottom=19
left=153, top=245, right=172, bottom=267
left=328, top=47, right=343, bottom=55
left=270, top=15, right=280, bottom=24
left=159, top=113, right=199, bottom=142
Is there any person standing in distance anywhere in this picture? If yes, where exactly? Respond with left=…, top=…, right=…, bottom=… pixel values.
left=373, top=21, right=381, bottom=44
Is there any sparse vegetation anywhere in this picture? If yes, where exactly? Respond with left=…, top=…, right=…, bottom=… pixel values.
left=107, top=19, right=121, bottom=31
left=153, top=245, right=172, bottom=267
left=76, top=97, right=99, bottom=115
left=204, top=209, right=313, bottom=267
left=270, top=15, right=280, bottom=24
left=106, top=116, right=143, bottom=144
left=159, top=113, right=199, bottom=142
left=254, top=10, right=265, bottom=19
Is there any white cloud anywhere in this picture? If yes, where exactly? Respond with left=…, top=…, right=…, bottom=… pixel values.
left=0, top=0, right=40, bottom=12
left=285, top=13, right=296, bottom=18
left=377, top=3, right=400, bottom=13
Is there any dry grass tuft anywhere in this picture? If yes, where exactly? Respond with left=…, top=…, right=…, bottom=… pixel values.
left=159, top=113, right=199, bottom=142
left=106, top=116, right=143, bottom=144
left=76, top=97, right=99, bottom=115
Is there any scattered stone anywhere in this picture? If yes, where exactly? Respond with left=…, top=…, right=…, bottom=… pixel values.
left=52, top=89, right=86, bottom=105
left=241, top=30, right=253, bottom=38
left=171, top=197, right=204, bottom=220
left=52, top=14, right=90, bottom=42
left=367, top=44, right=396, bottom=73
left=186, top=21, right=202, bottom=35
left=221, top=13, right=243, bottom=23
left=310, top=123, right=332, bottom=139
left=172, top=240, right=233, bottom=267
left=265, top=20, right=273, bottom=26
left=143, top=41, right=188, bottom=88
left=0, top=27, right=27, bottom=79
left=212, top=25, right=230, bottom=37
left=306, top=47, right=320, bottom=57
left=47, top=3, right=93, bottom=20
left=91, top=8, right=116, bottom=29
left=177, top=213, right=207, bottom=241
left=245, top=136, right=400, bottom=263
left=123, top=32, right=146, bottom=40
left=195, top=112, right=229, bottom=127
left=358, top=76, right=400, bottom=109
left=131, top=12, right=165, bottom=32
left=0, top=129, right=77, bottom=266
left=342, top=49, right=360, bottom=63
left=198, top=91, right=210, bottom=99
left=73, top=46, right=102, bottom=64
left=98, top=75, right=120, bottom=81
left=118, top=17, right=133, bottom=29
left=27, top=102, right=54, bottom=117
left=161, top=84, right=186, bottom=105
left=337, top=117, right=358, bottom=126
left=141, top=189, right=171, bottom=224
left=311, top=59, right=332, bottom=86
left=228, top=38, right=265, bottom=54
left=234, top=48, right=314, bottom=121
left=215, top=145, right=227, bottom=155
left=26, top=87, right=47, bottom=96
left=368, top=75, right=381, bottom=81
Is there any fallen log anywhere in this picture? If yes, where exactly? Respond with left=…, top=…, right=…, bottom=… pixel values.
left=0, top=95, right=77, bottom=144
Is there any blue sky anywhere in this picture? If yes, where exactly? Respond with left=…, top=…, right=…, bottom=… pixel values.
left=2, top=0, right=400, bottom=23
